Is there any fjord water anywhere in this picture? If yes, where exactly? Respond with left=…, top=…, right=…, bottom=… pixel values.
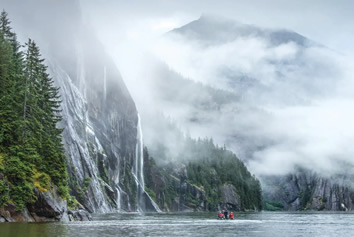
left=1, top=212, right=354, bottom=237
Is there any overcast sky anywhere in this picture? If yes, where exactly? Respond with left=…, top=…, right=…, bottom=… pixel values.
left=81, top=0, right=354, bottom=56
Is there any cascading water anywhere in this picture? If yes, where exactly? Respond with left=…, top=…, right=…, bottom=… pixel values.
left=115, top=186, right=121, bottom=211
left=133, top=114, right=161, bottom=213
left=133, top=114, right=145, bottom=212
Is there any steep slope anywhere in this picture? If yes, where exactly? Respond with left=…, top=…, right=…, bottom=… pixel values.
left=2, top=0, right=159, bottom=214
left=143, top=122, right=262, bottom=212
left=263, top=171, right=354, bottom=211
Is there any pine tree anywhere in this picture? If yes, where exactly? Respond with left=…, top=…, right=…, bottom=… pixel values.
left=0, top=10, right=24, bottom=150
left=0, top=11, right=70, bottom=209
left=23, top=39, right=68, bottom=195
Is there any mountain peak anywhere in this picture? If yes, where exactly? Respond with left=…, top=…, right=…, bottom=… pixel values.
left=169, top=15, right=313, bottom=47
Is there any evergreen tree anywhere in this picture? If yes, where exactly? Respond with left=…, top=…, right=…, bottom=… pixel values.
left=0, top=10, right=69, bottom=209
left=23, top=39, right=68, bottom=196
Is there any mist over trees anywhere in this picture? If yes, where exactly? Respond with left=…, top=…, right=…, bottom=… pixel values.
left=144, top=115, right=262, bottom=211
left=0, top=11, right=69, bottom=210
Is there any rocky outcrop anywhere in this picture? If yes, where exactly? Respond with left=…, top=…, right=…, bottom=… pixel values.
left=219, top=184, right=241, bottom=211
left=144, top=153, right=207, bottom=212
left=0, top=185, right=91, bottom=222
left=27, top=186, right=69, bottom=222
left=263, top=171, right=354, bottom=211
left=68, top=209, right=92, bottom=221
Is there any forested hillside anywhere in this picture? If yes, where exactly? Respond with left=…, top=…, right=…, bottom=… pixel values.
left=0, top=11, right=70, bottom=211
left=143, top=118, right=262, bottom=211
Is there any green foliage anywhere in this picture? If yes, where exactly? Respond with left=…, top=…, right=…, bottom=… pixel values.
left=0, top=10, right=70, bottom=210
left=182, top=137, right=263, bottom=211
left=33, top=169, right=50, bottom=192
left=145, top=187, right=157, bottom=203
left=83, top=177, right=92, bottom=192
left=263, top=201, right=284, bottom=211
left=0, top=179, right=10, bottom=207
left=5, top=154, right=35, bottom=210
left=67, top=195, right=80, bottom=210
left=145, top=132, right=263, bottom=211
left=298, top=187, right=312, bottom=210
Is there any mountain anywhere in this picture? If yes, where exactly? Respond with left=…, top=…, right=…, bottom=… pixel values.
left=139, top=15, right=354, bottom=211
left=170, top=14, right=314, bottom=48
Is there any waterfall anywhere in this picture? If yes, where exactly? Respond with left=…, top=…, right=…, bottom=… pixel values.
left=138, top=114, right=144, bottom=188
left=134, top=114, right=145, bottom=212
left=115, top=186, right=121, bottom=211
left=133, top=114, right=161, bottom=213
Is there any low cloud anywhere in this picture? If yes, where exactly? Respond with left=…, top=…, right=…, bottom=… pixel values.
left=137, top=17, right=354, bottom=177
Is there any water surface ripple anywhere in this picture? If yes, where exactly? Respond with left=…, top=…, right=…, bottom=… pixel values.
left=1, top=212, right=354, bottom=237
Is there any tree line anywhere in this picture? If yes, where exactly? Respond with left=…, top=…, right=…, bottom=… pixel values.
left=0, top=10, right=69, bottom=210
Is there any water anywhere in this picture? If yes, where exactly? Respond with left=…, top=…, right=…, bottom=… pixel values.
left=132, top=114, right=161, bottom=212
left=1, top=212, right=354, bottom=237
left=133, top=114, right=146, bottom=212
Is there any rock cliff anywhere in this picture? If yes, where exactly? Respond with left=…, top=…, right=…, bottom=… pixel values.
left=263, top=171, right=354, bottom=211
left=0, top=0, right=160, bottom=219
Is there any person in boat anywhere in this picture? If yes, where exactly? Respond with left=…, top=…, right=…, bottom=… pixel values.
left=224, top=209, right=229, bottom=219
left=218, top=211, right=224, bottom=219
left=230, top=212, right=234, bottom=220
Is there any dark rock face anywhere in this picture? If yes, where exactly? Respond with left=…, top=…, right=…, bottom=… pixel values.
left=144, top=152, right=248, bottom=212
left=263, top=171, right=354, bottom=211
left=144, top=155, right=207, bottom=212
left=40, top=0, right=140, bottom=213
left=219, top=184, right=241, bottom=211
left=0, top=187, right=92, bottom=222
left=0, top=205, right=34, bottom=222
left=0, top=186, right=68, bottom=222
left=68, top=209, right=92, bottom=221
left=27, top=187, right=69, bottom=222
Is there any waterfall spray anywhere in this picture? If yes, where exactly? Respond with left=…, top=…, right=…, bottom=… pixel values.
left=116, top=186, right=121, bottom=211
left=132, top=114, right=161, bottom=213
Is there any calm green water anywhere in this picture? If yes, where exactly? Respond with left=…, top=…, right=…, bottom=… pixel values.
left=1, top=212, right=354, bottom=237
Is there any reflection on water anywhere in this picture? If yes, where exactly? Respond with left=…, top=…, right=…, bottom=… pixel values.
left=0, top=221, right=67, bottom=237
left=1, top=212, right=354, bottom=237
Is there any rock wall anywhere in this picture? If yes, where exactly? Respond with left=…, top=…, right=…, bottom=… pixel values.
left=144, top=149, right=248, bottom=212
left=263, top=171, right=354, bottom=211
left=1, top=0, right=159, bottom=216
left=0, top=185, right=91, bottom=222
left=144, top=152, right=207, bottom=211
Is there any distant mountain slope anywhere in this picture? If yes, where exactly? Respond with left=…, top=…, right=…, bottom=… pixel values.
left=161, top=14, right=335, bottom=106
left=141, top=15, right=354, bottom=211
left=170, top=14, right=314, bottom=47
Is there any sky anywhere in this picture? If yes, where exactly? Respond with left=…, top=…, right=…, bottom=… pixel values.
left=81, top=0, right=354, bottom=57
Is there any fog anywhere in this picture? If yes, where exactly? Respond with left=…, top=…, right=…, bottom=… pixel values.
left=2, top=0, right=354, bottom=178
left=81, top=1, right=354, bottom=177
